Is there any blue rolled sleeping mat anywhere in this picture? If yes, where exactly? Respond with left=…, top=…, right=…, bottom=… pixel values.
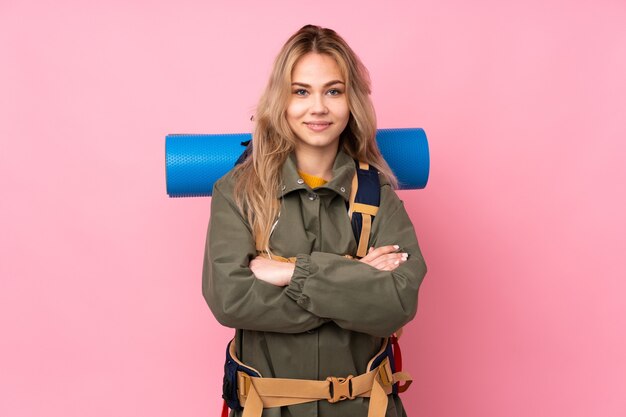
left=165, top=128, right=429, bottom=197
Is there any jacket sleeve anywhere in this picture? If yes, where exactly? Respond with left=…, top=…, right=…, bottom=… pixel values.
left=202, top=179, right=329, bottom=333
left=283, top=185, right=427, bottom=337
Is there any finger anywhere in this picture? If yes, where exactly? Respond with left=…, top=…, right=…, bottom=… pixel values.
left=360, top=245, right=401, bottom=264
left=370, top=256, right=401, bottom=270
left=359, top=246, right=379, bottom=263
left=368, top=245, right=400, bottom=259
left=386, top=261, right=404, bottom=271
left=369, top=253, right=406, bottom=268
left=375, top=260, right=400, bottom=271
left=369, top=253, right=398, bottom=268
left=371, top=254, right=409, bottom=270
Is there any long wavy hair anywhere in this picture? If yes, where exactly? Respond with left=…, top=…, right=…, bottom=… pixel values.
left=233, top=24, right=397, bottom=252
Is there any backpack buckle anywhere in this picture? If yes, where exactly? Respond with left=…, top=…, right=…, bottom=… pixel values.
left=326, top=375, right=355, bottom=403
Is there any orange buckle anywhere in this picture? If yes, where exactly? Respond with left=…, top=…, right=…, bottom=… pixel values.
left=326, top=375, right=355, bottom=403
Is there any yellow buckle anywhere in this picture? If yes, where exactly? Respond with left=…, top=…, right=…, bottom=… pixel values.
left=326, top=375, right=355, bottom=403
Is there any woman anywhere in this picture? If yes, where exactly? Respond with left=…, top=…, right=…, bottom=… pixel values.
left=203, top=24, right=427, bottom=417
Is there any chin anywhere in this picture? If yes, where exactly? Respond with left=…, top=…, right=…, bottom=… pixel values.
left=298, top=136, right=340, bottom=149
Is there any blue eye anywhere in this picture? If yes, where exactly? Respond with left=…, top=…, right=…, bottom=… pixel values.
left=294, top=89, right=308, bottom=96
left=327, top=88, right=342, bottom=96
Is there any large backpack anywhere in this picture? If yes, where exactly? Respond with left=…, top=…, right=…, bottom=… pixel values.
left=221, top=147, right=407, bottom=417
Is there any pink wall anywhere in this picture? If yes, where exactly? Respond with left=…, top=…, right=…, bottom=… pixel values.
left=1, top=1, right=625, bottom=416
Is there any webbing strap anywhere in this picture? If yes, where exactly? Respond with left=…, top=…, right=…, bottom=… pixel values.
left=357, top=214, right=372, bottom=258
left=352, top=202, right=379, bottom=216
left=239, top=360, right=387, bottom=405
left=241, top=380, right=264, bottom=417
left=348, top=166, right=359, bottom=219
left=238, top=358, right=412, bottom=417
left=367, top=372, right=388, bottom=417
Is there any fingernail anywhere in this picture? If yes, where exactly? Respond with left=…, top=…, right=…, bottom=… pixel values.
left=401, top=253, right=408, bottom=260
left=393, top=245, right=400, bottom=249
left=394, top=260, right=400, bottom=265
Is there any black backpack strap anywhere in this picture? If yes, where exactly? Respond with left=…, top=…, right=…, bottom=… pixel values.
left=348, top=160, right=381, bottom=258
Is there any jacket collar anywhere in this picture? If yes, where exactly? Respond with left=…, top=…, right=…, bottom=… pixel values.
left=279, top=150, right=355, bottom=202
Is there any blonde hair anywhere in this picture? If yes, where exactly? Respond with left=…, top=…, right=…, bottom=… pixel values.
left=233, top=24, right=397, bottom=252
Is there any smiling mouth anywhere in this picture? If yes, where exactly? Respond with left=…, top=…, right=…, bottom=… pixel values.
left=305, top=122, right=332, bottom=132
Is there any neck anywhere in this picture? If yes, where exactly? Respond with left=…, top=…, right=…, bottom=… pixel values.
left=294, top=144, right=338, bottom=180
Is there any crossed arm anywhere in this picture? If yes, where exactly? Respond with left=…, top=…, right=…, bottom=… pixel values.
left=249, top=245, right=408, bottom=286
left=203, top=180, right=426, bottom=336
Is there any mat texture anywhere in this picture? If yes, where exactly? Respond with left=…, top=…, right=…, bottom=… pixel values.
left=165, top=128, right=429, bottom=197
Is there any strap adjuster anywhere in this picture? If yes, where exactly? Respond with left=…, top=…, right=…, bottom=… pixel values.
left=378, top=360, right=393, bottom=386
left=326, top=375, right=355, bottom=403
left=238, top=372, right=252, bottom=397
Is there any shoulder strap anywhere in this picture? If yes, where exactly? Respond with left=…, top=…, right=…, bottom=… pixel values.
left=348, top=161, right=381, bottom=258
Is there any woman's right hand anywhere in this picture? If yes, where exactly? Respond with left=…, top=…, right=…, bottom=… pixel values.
left=358, top=245, right=408, bottom=271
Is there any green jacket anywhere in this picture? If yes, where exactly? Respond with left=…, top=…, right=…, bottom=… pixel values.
left=203, top=150, right=427, bottom=417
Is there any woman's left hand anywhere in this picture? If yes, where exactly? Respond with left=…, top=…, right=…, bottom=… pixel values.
left=249, top=256, right=296, bottom=287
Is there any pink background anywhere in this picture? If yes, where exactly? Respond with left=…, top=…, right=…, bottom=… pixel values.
left=1, top=0, right=625, bottom=416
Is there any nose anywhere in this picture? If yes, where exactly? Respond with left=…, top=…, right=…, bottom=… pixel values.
left=310, top=93, right=328, bottom=115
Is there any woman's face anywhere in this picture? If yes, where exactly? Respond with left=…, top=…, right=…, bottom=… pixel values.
left=286, top=52, right=350, bottom=155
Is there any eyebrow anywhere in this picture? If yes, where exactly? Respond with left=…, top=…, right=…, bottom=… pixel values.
left=291, top=80, right=345, bottom=88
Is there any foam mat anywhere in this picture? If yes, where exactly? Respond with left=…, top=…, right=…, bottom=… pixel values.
left=165, top=128, right=429, bottom=197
